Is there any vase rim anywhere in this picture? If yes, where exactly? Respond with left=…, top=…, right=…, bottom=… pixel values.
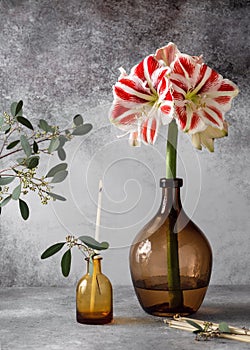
left=160, top=178, right=183, bottom=188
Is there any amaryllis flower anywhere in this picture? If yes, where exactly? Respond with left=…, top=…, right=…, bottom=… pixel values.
left=169, top=53, right=239, bottom=135
left=154, top=43, right=238, bottom=151
left=109, top=55, right=174, bottom=145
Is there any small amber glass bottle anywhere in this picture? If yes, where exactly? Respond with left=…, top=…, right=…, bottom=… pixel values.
left=76, top=255, right=113, bottom=325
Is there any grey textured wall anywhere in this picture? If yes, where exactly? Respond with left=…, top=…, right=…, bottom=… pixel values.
left=0, top=0, right=249, bottom=287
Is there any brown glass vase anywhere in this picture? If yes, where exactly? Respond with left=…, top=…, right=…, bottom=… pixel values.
left=76, top=256, right=113, bottom=324
left=129, top=178, right=212, bottom=317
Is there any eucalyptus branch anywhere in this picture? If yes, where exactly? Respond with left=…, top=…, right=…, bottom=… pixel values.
left=41, top=235, right=109, bottom=277
left=0, top=100, right=93, bottom=219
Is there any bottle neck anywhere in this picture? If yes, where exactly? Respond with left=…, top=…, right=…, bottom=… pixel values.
left=92, top=257, right=102, bottom=274
left=86, top=257, right=102, bottom=275
left=159, top=178, right=183, bottom=214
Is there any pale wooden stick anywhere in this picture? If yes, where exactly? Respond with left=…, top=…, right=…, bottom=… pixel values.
left=166, top=322, right=250, bottom=343
left=165, top=317, right=250, bottom=343
left=90, top=257, right=97, bottom=313
left=178, top=316, right=250, bottom=336
left=90, top=180, right=103, bottom=313
left=95, top=179, right=103, bottom=242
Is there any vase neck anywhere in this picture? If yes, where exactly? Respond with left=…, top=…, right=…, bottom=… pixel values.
left=159, top=178, right=183, bottom=213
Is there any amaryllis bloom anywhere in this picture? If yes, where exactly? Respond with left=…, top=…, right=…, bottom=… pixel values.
left=109, top=55, right=174, bottom=145
left=155, top=42, right=238, bottom=151
left=169, top=53, right=239, bottom=135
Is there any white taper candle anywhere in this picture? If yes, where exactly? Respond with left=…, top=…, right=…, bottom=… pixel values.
left=94, top=179, right=103, bottom=242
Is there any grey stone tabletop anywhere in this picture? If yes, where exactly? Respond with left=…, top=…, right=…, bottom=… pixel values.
left=0, top=285, right=249, bottom=350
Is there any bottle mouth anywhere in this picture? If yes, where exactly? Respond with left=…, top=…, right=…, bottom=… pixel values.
left=160, top=178, right=183, bottom=188
left=85, top=255, right=103, bottom=262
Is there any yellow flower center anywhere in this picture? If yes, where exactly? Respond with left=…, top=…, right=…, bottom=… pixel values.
left=185, top=90, right=205, bottom=110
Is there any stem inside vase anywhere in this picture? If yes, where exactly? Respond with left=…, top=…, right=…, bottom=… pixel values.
left=166, top=121, right=183, bottom=309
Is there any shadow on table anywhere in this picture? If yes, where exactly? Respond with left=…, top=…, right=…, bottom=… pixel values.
left=196, top=304, right=250, bottom=323
left=112, top=317, right=158, bottom=325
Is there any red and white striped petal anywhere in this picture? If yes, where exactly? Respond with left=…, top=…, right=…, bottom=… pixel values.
left=201, top=102, right=224, bottom=129
left=170, top=75, right=190, bottom=95
left=155, top=43, right=203, bottom=69
left=151, top=67, right=171, bottom=93
left=174, top=102, right=206, bottom=134
left=187, top=111, right=207, bottom=134
left=114, top=77, right=152, bottom=103
left=141, top=117, right=159, bottom=144
left=132, top=55, right=159, bottom=83
left=155, top=42, right=180, bottom=67
left=109, top=100, right=139, bottom=131
left=160, top=103, right=174, bottom=125
left=172, top=54, right=198, bottom=81
left=197, top=65, right=221, bottom=93
left=205, top=79, right=239, bottom=112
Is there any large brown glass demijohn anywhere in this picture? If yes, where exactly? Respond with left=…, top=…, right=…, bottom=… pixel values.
left=76, top=256, right=113, bottom=324
left=129, top=178, right=212, bottom=317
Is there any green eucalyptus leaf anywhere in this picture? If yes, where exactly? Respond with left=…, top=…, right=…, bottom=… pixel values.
left=38, top=119, right=52, bottom=133
left=41, top=242, right=65, bottom=259
left=48, top=138, right=60, bottom=153
left=26, top=156, right=39, bottom=169
left=11, top=102, right=18, bottom=117
left=57, top=148, right=66, bottom=161
left=12, top=184, right=22, bottom=200
left=16, top=116, right=33, bottom=130
left=58, top=135, right=67, bottom=148
left=61, top=249, right=71, bottom=277
left=6, top=140, right=20, bottom=150
left=185, top=320, right=203, bottom=331
left=20, top=135, right=32, bottom=157
left=47, top=192, right=67, bottom=201
left=46, top=163, right=68, bottom=178
left=73, top=114, right=84, bottom=126
left=33, top=141, right=39, bottom=153
left=15, top=100, right=23, bottom=116
left=0, top=195, right=12, bottom=207
left=19, top=198, right=29, bottom=220
left=0, top=176, right=15, bottom=186
left=51, top=170, right=68, bottom=183
left=72, top=123, right=92, bottom=136
left=219, top=322, right=231, bottom=334
left=78, top=235, right=109, bottom=251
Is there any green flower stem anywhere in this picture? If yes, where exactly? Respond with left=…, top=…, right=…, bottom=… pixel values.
left=166, top=120, right=183, bottom=310
left=166, top=121, right=178, bottom=178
